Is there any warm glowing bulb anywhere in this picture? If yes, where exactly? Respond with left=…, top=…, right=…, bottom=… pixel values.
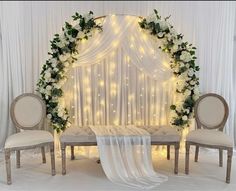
left=100, top=100, right=105, bottom=106
left=99, top=80, right=104, bottom=87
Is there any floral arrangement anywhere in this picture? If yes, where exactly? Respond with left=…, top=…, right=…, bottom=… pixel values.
left=139, top=10, right=200, bottom=128
left=37, top=11, right=102, bottom=132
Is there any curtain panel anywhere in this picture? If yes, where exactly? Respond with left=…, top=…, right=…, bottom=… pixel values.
left=0, top=1, right=235, bottom=148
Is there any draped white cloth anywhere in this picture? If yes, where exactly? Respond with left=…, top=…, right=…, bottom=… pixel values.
left=0, top=1, right=235, bottom=149
left=90, top=125, right=168, bottom=189
left=64, top=15, right=175, bottom=128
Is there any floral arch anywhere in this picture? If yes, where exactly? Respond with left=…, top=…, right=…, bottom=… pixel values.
left=37, top=10, right=200, bottom=132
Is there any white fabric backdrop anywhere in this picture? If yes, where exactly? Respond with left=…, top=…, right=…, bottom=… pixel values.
left=0, top=1, right=235, bottom=148
left=64, top=15, right=175, bottom=127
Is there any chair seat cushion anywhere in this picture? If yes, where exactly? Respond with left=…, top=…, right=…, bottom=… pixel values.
left=60, top=126, right=96, bottom=143
left=60, top=126, right=180, bottom=143
left=137, top=125, right=181, bottom=142
left=186, top=129, right=233, bottom=147
left=4, top=130, right=53, bottom=149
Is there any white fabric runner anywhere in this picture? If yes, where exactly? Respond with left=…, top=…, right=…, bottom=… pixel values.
left=90, top=126, right=168, bottom=189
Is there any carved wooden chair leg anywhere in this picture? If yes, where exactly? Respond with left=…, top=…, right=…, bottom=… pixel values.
left=226, top=148, right=233, bottom=183
left=5, top=149, right=12, bottom=185
left=219, top=148, right=223, bottom=167
left=61, top=143, right=66, bottom=175
left=185, top=142, right=190, bottom=174
left=174, top=143, right=179, bottom=174
left=50, top=143, right=56, bottom=176
left=167, top=145, right=170, bottom=160
left=41, top=147, right=46, bottom=164
left=16, top=150, right=20, bottom=168
left=194, top=146, right=199, bottom=162
left=71, top=146, right=75, bottom=160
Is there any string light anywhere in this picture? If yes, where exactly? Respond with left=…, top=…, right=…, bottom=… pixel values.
left=99, top=80, right=104, bottom=87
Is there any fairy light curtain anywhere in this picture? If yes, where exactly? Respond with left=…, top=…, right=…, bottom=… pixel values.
left=63, top=15, right=177, bottom=127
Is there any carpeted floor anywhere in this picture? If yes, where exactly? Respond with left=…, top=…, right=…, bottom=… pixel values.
left=0, top=148, right=235, bottom=191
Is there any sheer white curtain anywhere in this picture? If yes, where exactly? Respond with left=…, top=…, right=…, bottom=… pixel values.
left=90, top=125, right=168, bottom=189
left=0, top=1, right=235, bottom=149
left=64, top=15, right=174, bottom=127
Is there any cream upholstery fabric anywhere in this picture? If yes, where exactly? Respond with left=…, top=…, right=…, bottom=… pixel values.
left=186, top=129, right=233, bottom=147
left=60, top=126, right=180, bottom=143
left=60, top=127, right=96, bottom=143
left=14, top=96, right=43, bottom=128
left=197, top=96, right=225, bottom=128
left=4, top=130, right=53, bottom=149
left=137, top=126, right=181, bottom=142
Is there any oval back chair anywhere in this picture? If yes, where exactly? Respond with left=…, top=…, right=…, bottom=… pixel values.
left=4, top=93, right=55, bottom=185
left=185, top=93, right=233, bottom=183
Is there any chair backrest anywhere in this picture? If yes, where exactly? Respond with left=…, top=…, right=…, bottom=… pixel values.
left=10, top=93, right=46, bottom=130
left=194, top=93, right=228, bottom=131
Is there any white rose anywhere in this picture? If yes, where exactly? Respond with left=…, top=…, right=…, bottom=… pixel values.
left=188, top=68, right=194, bottom=77
left=52, top=63, right=57, bottom=68
left=59, top=53, right=70, bottom=62
left=186, top=64, right=190, bottom=68
left=173, top=39, right=182, bottom=46
left=190, top=80, right=195, bottom=85
left=53, top=68, right=59, bottom=72
left=172, top=44, right=179, bottom=53
left=184, top=89, right=191, bottom=97
left=170, top=27, right=178, bottom=36
left=166, top=33, right=172, bottom=41
left=159, top=21, right=169, bottom=30
left=180, top=62, right=185, bottom=68
left=62, top=114, right=67, bottom=120
left=182, top=115, right=188, bottom=121
left=45, top=95, right=49, bottom=100
left=47, top=114, right=52, bottom=119
left=146, top=13, right=158, bottom=23
left=46, top=85, right=52, bottom=91
left=180, top=51, right=192, bottom=62
left=74, top=24, right=81, bottom=31
left=58, top=111, right=63, bottom=117
left=83, top=13, right=93, bottom=22
left=157, top=32, right=164, bottom=38
left=184, top=109, right=190, bottom=114
left=176, top=80, right=185, bottom=91
left=193, top=94, right=199, bottom=101
left=51, top=58, right=57, bottom=65
left=44, top=72, right=51, bottom=79
left=54, top=83, right=61, bottom=89
left=194, top=87, right=200, bottom=95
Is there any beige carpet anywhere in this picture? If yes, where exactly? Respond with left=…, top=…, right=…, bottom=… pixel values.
left=0, top=148, right=235, bottom=191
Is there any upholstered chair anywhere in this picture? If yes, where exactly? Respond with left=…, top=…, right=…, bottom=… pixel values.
left=185, top=93, right=233, bottom=183
left=4, top=93, right=56, bottom=185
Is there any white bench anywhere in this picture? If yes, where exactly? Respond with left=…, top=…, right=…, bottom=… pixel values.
left=60, top=126, right=181, bottom=175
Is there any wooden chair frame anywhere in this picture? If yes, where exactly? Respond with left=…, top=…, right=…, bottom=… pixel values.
left=185, top=93, right=233, bottom=183
left=5, top=93, right=55, bottom=185
left=61, top=141, right=180, bottom=175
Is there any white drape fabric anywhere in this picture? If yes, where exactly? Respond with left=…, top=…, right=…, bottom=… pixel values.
left=64, top=15, right=174, bottom=128
left=0, top=1, right=235, bottom=149
left=90, top=125, right=168, bottom=189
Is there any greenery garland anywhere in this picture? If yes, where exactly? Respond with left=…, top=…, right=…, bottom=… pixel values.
left=37, top=11, right=102, bottom=132
left=37, top=9, right=200, bottom=132
left=139, top=9, right=200, bottom=128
